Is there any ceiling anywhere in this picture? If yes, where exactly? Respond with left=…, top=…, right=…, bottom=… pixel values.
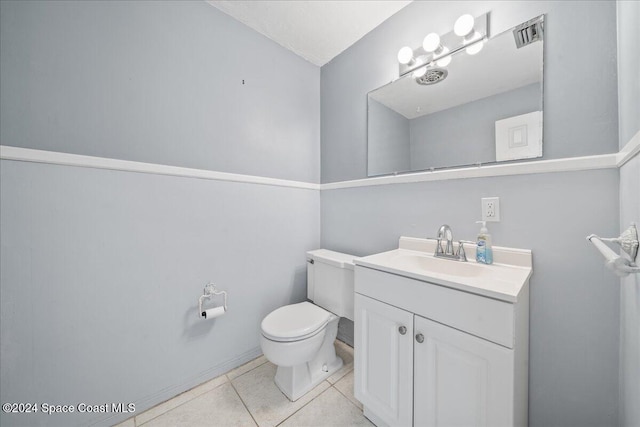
left=206, top=1, right=413, bottom=66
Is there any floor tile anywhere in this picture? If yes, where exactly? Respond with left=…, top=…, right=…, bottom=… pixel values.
left=279, top=387, right=373, bottom=427
left=333, top=370, right=362, bottom=410
left=327, top=340, right=354, bottom=384
left=135, top=374, right=228, bottom=425
left=227, top=355, right=268, bottom=380
left=232, top=362, right=330, bottom=427
left=140, top=382, right=256, bottom=427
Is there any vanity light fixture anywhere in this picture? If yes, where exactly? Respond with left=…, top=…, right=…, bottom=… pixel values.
left=397, top=12, right=489, bottom=78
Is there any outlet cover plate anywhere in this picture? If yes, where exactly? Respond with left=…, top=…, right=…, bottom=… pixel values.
left=482, top=197, right=500, bottom=222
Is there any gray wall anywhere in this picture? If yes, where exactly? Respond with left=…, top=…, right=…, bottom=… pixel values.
left=320, top=1, right=621, bottom=425
left=0, top=1, right=321, bottom=426
left=0, top=160, right=320, bottom=427
left=0, top=0, right=320, bottom=183
left=617, top=0, right=640, bottom=148
left=619, top=155, right=640, bottom=427
left=409, top=83, right=541, bottom=171
left=367, top=99, right=410, bottom=176
left=617, top=1, right=640, bottom=426
left=321, top=1, right=618, bottom=183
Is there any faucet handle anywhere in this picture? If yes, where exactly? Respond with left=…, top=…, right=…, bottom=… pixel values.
left=456, top=240, right=468, bottom=262
left=433, top=236, right=444, bottom=255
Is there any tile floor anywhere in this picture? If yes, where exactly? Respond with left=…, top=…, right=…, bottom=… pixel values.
left=115, top=340, right=372, bottom=427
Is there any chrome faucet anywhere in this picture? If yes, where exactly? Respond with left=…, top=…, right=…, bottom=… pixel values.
left=436, top=224, right=454, bottom=256
left=434, top=224, right=468, bottom=262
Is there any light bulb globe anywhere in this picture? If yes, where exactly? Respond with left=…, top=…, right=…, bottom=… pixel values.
left=397, top=46, right=414, bottom=65
left=422, top=33, right=441, bottom=53
left=436, top=56, right=452, bottom=67
left=465, top=41, right=484, bottom=55
left=413, top=64, right=428, bottom=78
left=454, top=14, right=475, bottom=37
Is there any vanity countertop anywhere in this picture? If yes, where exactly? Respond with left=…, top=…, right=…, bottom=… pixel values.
left=354, top=236, right=532, bottom=303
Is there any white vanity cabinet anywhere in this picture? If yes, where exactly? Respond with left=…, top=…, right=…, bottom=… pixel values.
left=354, top=237, right=532, bottom=427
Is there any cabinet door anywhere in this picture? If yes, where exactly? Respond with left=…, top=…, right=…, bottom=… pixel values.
left=414, top=315, right=514, bottom=427
left=355, top=294, right=414, bottom=426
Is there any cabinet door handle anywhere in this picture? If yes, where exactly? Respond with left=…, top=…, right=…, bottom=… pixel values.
left=398, top=326, right=407, bottom=335
left=415, top=333, right=425, bottom=343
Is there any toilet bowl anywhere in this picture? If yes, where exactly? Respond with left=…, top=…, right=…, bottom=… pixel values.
left=260, top=250, right=355, bottom=401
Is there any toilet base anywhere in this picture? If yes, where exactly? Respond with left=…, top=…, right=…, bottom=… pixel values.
left=274, top=317, right=343, bottom=401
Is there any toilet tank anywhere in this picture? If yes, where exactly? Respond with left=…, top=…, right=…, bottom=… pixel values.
left=306, top=249, right=355, bottom=321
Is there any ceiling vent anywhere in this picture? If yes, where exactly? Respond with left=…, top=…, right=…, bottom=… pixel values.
left=416, top=68, right=448, bottom=85
left=513, top=16, right=544, bottom=49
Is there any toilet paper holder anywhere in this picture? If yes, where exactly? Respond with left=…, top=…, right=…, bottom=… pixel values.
left=198, top=283, right=228, bottom=319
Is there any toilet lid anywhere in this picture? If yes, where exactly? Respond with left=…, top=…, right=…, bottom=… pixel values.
left=261, top=302, right=331, bottom=342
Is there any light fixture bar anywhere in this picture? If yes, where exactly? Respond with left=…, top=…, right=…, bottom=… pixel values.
left=401, top=36, right=486, bottom=77
left=398, top=12, right=490, bottom=78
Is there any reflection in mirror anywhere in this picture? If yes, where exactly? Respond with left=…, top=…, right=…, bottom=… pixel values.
left=368, top=15, right=544, bottom=177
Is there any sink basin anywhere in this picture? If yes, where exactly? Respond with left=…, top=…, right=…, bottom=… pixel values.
left=354, top=237, right=533, bottom=302
left=388, top=252, right=488, bottom=278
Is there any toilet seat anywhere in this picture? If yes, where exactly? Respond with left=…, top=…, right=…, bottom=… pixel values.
left=261, top=302, right=331, bottom=342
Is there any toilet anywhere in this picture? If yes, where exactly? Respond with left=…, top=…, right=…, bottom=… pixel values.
left=260, top=249, right=355, bottom=401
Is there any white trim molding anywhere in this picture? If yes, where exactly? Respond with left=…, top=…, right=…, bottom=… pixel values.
left=2, top=135, right=638, bottom=191
left=0, top=145, right=320, bottom=191
left=320, top=153, right=619, bottom=190
left=617, top=130, right=640, bottom=168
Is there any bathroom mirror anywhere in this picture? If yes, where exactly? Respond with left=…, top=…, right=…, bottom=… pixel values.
left=367, top=16, right=544, bottom=177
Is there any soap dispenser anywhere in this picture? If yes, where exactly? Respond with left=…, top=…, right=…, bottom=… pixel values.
left=476, top=221, right=493, bottom=264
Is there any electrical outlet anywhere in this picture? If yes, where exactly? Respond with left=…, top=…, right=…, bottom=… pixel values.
left=482, top=197, right=500, bottom=222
